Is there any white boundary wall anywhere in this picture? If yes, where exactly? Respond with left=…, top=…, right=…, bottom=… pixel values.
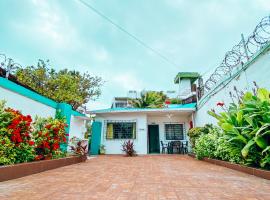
left=0, top=87, right=55, bottom=118
left=0, top=81, right=87, bottom=141
left=195, top=46, right=270, bottom=126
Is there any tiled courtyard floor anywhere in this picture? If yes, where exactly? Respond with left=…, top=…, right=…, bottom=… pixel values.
left=0, top=155, right=270, bottom=200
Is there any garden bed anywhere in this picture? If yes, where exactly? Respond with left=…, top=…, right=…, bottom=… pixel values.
left=188, top=153, right=270, bottom=180
left=0, top=156, right=86, bottom=182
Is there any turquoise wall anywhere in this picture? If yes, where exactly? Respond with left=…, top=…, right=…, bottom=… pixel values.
left=91, top=121, right=102, bottom=155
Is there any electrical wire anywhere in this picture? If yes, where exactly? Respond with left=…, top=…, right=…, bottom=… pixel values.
left=77, top=0, right=179, bottom=69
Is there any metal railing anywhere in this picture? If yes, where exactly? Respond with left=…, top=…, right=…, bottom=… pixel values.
left=203, top=15, right=270, bottom=94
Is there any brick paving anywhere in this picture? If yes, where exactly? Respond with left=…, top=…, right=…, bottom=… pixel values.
left=0, top=155, right=270, bottom=200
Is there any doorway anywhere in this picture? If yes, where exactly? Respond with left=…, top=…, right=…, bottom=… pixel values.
left=148, top=125, right=160, bottom=153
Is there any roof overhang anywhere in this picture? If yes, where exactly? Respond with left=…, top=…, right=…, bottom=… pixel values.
left=89, top=103, right=196, bottom=115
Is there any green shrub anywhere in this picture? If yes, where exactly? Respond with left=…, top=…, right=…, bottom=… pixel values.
left=214, top=137, right=244, bottom=164
left=0, top=136, right=16, bottom=165
left=208, top=87, right=270, bottom=169
left=194, top=128, right=219, bottom=159
left=170, top=98, right=182, bottom=104
left=188, top=124, right=213, bottom=149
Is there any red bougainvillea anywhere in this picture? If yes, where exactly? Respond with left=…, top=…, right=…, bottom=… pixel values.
left=33, top=117, right=68, bottom=160
left=3, top=107, right=35, bottom=163
left=6, top=108, right=33, bottom=144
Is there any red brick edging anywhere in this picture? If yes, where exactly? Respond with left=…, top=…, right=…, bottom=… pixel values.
left=188, top=154, right=270, bottom=180
left=0, top=156, right=86, bottom=182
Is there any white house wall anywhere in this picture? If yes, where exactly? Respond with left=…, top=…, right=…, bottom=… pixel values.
left=147, top=115, right=191, bottom=150
left=69, top=115, right=86, bottom=140
left=96, top=113, right=148, bottom=155
left=0, top=87, right=55, bottom=118
left=195, top=46, right=270, bottom=126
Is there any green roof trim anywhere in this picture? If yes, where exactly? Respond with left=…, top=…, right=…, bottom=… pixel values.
left=174, top=72, right=200, bottom=84
left=91, top=103, right=196, bottom=114
left=71, top=110, right=86, bottom=117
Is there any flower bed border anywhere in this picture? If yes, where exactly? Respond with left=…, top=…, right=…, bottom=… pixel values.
left=0, top=156, right=86, bottom=182
left=188, top=153, right=270, bottom=180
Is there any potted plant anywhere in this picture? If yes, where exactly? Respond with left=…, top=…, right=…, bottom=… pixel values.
left=69, top=137, right=88, bottom=161
left=122, top=140, right=136, bottom=156
left=99, top=145, right=106, bottom=155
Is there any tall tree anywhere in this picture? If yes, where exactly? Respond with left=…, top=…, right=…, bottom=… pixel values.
left=15, top=60, right=102, bottom=110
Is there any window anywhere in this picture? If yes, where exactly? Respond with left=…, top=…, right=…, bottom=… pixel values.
left=165, top=123, right=184, bottom=140
left=115, top=102, right=128, bottom=108
left=106, top=121, right=136, bottom=139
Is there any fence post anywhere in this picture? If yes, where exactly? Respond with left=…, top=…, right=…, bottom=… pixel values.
left=241, top=33, right=249, bottom=60
left=56, top=103, right=72, bottom=151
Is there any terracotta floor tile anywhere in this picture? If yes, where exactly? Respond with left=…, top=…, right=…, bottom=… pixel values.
left=0, top=155, right=270, bottom=200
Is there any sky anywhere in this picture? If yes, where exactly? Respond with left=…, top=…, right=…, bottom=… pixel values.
left=0, top=0, right=269, bottom=110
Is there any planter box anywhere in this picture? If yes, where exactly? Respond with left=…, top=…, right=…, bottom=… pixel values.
left=188, top=154, right=270, bottom=180
left=0, top=156, right=86, bottom=182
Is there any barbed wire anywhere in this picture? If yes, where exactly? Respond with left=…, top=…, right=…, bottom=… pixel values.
left=203, top=15, right=270, bottom=93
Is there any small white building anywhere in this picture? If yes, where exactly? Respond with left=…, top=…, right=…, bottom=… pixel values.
left=91, top=104, right=196, bottom=155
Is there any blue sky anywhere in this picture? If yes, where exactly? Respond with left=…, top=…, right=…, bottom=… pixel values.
left=0, top=0, right=269, bottom=110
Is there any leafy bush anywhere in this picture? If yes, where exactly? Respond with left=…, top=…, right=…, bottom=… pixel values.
left=122, top=140, right=136, bottom=156
left=170, top=98, right=182, bottom=104
left=0, top=101, right=35, bottom=165
left=208, top=87, right=270, bottom=169
left=0, top=136, right=16, bottom=165
left=188, top=124, right=213, bottom=148
left=33, top=117, right=67, bottom=160
left=214, top=137, right=244, bottom=164
left=194, top=128, right=219, bottom=159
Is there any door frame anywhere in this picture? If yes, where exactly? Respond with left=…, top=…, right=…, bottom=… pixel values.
left=147, top=124, right=160, bottom=154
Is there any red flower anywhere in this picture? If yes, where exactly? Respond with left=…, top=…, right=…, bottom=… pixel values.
left=217, top=102, right=224, bottom=107
left=28, top=141, right=35, bottom=146
left=66, top=134, right=69, bottom=136
left=165, top=100, right=171, bottom=105
left=52, top=143, right=60, bottom=151
left=45, top=124, right=52, bottom=129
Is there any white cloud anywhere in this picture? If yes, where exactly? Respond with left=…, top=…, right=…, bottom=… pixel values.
left=112, top=73, right=144, bottom=91
left=92, top=47, right=110, bottom=62
left=87, top=100, right=109, bottom=110
left=12, top=0, right=80, bottom=50
left=255, top=0, right=270, bottom=10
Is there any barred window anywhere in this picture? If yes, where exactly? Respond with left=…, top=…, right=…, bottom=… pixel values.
left=106, top=121, right=136, bottom=139
left=165, top=124, right=184, bottom=140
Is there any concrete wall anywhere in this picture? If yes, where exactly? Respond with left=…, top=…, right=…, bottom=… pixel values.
left=0, top=77, right=87, bottom=146
left=178, top=79, right=191, bottom=98
left=96, top=113, right=148, bottom=154
left=69, top=115, right=86, bottom=140
left=0, top=87, right=55, bottom=118
left=195, top=45, right=270, bottom=126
